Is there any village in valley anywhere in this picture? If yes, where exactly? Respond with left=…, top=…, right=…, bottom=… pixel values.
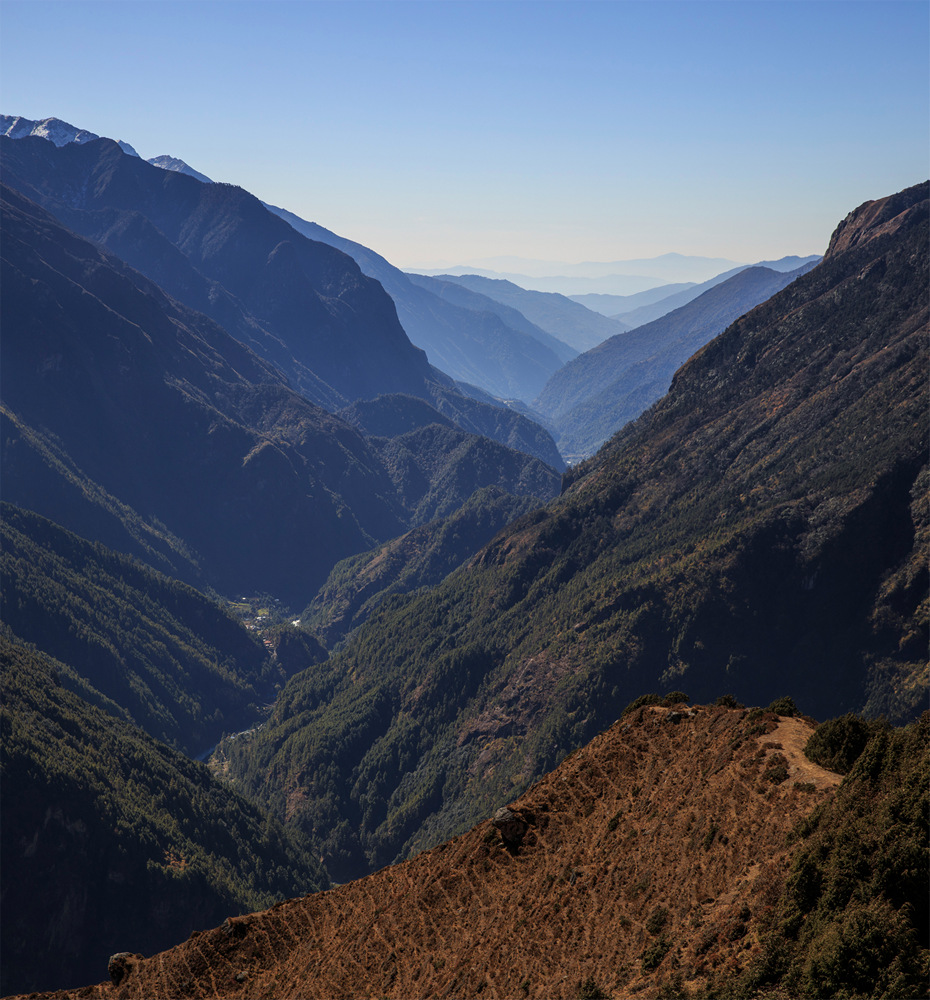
left=227, top=595, right=301, bottom=653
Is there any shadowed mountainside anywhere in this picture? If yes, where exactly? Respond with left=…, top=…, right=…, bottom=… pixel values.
left=0, top=185, right=559, bottom=606
left=0, top=634, right=329, bottom=997
left=0, top=132, right=564, bottom=468
left=0, top=504, right=274, bottom=755
left=0, top=183, right=407, bottom=605
left=0, top=134, right=435, bottom=409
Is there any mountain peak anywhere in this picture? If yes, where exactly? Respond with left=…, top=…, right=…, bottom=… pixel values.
left=825, top=181, right=928, bottom=259
left=1, top=113, right=140, bottom=156
left=147, top=154, right=212, bottom=184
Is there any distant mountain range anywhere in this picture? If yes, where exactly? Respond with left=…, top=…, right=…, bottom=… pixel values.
left=410, top=251, right=749, bottom=293
left=536, top=260, right=819, bottom=460
left=608, top=255, right=823, bottom=328
left=418, top=273, right=631, bottom=354
left=568, top=255, right=822, bottom=321
left=568, top=282, right=698, bottom=316
left=410, top=253, right=739, bottom=284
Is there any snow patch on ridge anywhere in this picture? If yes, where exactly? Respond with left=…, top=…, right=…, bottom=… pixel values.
left=1, top=114, right=140, bottom=156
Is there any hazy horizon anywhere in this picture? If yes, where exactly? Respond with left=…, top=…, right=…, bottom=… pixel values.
left=2, top=1, right=926, bottom=269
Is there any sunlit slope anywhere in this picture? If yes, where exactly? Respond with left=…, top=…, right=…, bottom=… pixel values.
left=20, top=705, right=927, bottom=1000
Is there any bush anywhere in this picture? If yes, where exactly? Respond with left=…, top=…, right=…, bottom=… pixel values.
left=623, top=693, right=662, bottom=716
left=578, top=977, right=610, bottom=1000
left=762, top=753, right=790, bottom=784
left=804, top=713, right=875, bottom=775
left=715, top=694, right=744, bottom=709
left=646, top=905, right=670, bottom=935
left=766, top=696, right=798, bottom=717
left=662, top=691, right=690, bottom=706
left=641, top=936, right=672, bottom=972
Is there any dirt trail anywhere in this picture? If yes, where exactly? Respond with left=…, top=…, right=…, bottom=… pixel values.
left=768, top=716, right=843, bottom=791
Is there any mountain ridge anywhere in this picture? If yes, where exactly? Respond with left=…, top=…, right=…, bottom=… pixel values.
left=535, top=261, right=819, bottom=459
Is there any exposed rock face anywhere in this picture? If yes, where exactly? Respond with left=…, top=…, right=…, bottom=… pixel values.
left=11, top=705, right=843, bottom=1000
left=491, top=806, right=529, bottom=850
left=107, top=954, right=141, bottom=987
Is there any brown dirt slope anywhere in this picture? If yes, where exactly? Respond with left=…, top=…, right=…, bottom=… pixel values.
left=14, top=705, right=841, bottom=1000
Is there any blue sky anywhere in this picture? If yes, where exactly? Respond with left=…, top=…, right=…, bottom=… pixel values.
left=2, top=1, right=927, bottom=267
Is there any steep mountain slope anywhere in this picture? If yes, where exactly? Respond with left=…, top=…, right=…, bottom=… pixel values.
left=0, top=134, right=437, bottom=408
left=0, top=634, right=328, bottom=997
left=2, top=124, right=564, bottom=466
left=267, top=204, right=574, bottom=403
left=21, top=705, right=927, bottom=1000
left=536, top=262, right=818, bottom=459
left=0, top=183, right=421, bottom=605
left=0, top=504, right=274, bottom=755
left=223, top=183, right=928, bottom=879
left=2, top=185, right=563, bottom=606
left=303, top=487, right=543, bottom=646
left=431, top=273, right=630, bottom=352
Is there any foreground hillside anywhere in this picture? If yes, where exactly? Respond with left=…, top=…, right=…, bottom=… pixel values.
left=19, top=703, right=928, bottom=1000
left=222, top=182, right=928, bottom=880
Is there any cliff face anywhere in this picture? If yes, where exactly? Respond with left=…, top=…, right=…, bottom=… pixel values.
left=8, top=703, right=845, bottom=1000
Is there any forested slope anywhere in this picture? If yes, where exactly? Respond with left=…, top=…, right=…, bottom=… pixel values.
left=0, top=504, right=274, bottom=755
left=0, top=635, right=327, bottom=997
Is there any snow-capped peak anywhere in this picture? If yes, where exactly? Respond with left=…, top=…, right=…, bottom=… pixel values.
left=1, top=115, right=140, bottom=157
left=147, top=154, right=212, bottom=184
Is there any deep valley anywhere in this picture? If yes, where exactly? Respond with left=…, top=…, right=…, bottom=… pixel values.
left=0, top=116, right=926, bottom=1000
